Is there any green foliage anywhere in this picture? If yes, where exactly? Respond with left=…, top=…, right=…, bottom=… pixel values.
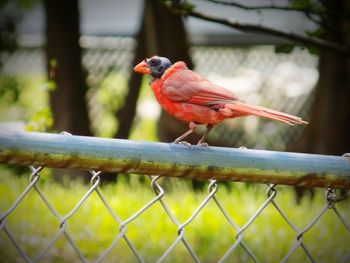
left=0, top=169, right=349, bottom=262
left=0, top=76, right=21, bottom=103
left=179, top=1, right=195, bottom=11
left=303, top=27, right=324, bottom=56
left=306, top=45, right=320, bottom=55
left=290, top=0, right=311, bottom=9
left=275, top=44, right=295, bottom=54
left=306, top=27, right=325, bottom=38
left=26, top=107, right=53, bottom=132
left=39, top=80, right=56, bottom=92
left=0, top=75, right=43, bottom=120
left=0, top=74, right=55, bottom=134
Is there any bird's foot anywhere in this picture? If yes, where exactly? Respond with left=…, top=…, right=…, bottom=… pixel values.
left=197, top=142, right=209, bottom=148
left=239, top=146, right=248, bottom=149
left=173, top=140, right=192, bottom=147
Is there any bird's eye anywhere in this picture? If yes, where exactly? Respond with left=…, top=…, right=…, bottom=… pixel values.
left=149, top=58, right=160, bottom=66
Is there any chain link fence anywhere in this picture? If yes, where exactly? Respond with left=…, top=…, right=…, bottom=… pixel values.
left=1, top=164, right=349, bottom=262
left=0, top=131, right=349, bottom=262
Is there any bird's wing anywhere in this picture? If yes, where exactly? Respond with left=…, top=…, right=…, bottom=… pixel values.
left=162, top=69, right=238, bottom=107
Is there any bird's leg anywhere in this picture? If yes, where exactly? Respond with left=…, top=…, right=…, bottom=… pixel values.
left=173, top=122, right=197, bottom=145
left=197, top=124, right=213, bottom=146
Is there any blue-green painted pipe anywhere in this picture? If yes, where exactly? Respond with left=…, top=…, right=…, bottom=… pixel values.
left=0, top=130, right=349, bottom=188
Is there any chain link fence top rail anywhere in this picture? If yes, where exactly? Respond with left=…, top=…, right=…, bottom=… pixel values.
left=0, top=131, right=349, bottom=262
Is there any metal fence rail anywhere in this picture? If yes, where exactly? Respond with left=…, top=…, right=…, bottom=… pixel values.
left=0, top=131, right=350, bottom=262
left=1, top=131, right=350, bottom=188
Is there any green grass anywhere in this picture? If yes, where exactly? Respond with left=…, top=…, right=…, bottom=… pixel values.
left=0, top=166, right=349, bottom=262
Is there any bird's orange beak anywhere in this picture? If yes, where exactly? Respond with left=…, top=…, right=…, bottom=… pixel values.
left=134, top=60, right=151, bottom=75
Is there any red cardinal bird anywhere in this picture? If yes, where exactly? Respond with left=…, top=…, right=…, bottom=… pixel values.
left=134, top=56, right=308, bottom=145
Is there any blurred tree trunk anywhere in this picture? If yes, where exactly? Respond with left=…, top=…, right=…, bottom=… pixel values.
left=114, top=5, right=147, bottom=139
left=44, top=0, right=91, bottom=136
left=290, top=0, right=350, bottom=202
left=115, top=0, right=193, bottom=142
left=291, top=0, right=350, bottom=155
left=44, top=0, right=91, bottom=182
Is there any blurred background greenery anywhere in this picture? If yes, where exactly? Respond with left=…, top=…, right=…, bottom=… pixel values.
left=0, top=0, right=350, bottom=261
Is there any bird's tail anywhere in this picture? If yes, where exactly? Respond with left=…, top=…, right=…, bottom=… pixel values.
left=225, top=102, right=308, bottom=125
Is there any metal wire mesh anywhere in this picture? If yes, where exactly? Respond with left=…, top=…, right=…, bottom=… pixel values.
left=0, top=135, right=349, bottom=262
